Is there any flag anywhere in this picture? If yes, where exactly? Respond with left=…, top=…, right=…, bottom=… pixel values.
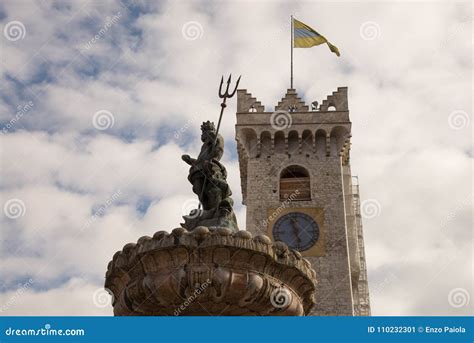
left=293, top=18, right=340, bottom=56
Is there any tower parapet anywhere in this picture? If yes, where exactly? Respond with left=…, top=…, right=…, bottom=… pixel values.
left=237, top=90, right=265, bottom=113
left=235, top=88, right=352, bottom=205
left=275, top=89, right=309, bottom=112
left=319, top=87, right=348, bottom=111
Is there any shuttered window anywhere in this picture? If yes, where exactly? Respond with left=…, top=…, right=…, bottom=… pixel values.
left=280, top=166, right=311, bottom=201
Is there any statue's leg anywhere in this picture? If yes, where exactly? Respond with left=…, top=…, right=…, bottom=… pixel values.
left=192, top=174, right=205, bottom=199
left=204, top=185, right=222, bottom=210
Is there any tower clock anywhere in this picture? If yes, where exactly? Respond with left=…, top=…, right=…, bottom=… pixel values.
left=272, top=212, right=319, bottom=251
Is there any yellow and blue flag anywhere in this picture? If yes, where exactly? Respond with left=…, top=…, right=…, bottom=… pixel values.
left=293, top=18, right=340, bottom=56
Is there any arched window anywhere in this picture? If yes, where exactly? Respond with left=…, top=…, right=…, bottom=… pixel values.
left=280, top=165, right=311, bottom=201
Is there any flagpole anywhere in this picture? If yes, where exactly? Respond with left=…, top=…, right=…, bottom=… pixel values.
left=290, top=15, right=294, bottom=89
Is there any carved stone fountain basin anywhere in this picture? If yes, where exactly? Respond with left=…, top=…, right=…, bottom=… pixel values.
left=105, top=227, right=317, bottom=316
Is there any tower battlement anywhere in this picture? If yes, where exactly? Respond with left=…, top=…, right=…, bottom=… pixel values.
left=235, top=88, right=352, bottom=205
left=237, top=87, right=348, bottom=113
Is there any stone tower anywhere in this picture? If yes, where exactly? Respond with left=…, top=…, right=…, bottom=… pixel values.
left=235, top=87, right=371, bottom=316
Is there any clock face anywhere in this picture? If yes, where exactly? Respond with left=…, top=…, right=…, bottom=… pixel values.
left=272, top=212, right=319, bottom=251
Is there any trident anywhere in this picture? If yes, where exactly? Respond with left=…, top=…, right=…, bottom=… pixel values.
left=214, top=74, right=241, bottom=143
left=197, top=74, right=241, bottom=211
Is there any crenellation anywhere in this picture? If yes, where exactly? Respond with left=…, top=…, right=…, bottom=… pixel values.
left=237, top=89, right=265, bottom=113
left=319, top=87, right=348, bottom=111
left=275, top=89, right=309, bottom=112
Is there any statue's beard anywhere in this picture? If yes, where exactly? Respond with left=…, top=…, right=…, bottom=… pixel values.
left=202, top=132, right=216, bottom=143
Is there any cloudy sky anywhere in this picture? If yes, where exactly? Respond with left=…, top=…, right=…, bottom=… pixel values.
left=0, top=0, right=472, bottom=316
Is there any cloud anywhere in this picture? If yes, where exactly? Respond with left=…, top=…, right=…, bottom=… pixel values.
left=0, top=278, right=112, bottom=315
left=0, top=0, right=472, bottom=316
